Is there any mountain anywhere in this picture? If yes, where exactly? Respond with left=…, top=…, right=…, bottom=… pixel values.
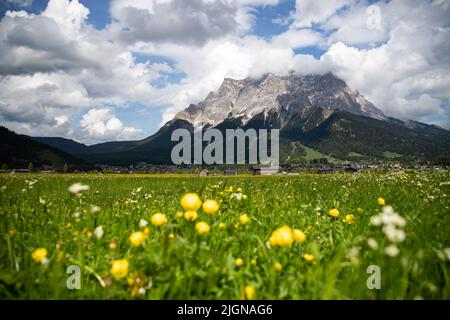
left=0, top=127, right=87, bottom=169
left=27, top=73, right=450, bottom=165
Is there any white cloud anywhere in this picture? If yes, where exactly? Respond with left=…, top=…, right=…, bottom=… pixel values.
left=271, top=28, right=325, bottom=49
left=79, top=108, right=143, bottom=143
left=293, top=0, right=351, bottom=28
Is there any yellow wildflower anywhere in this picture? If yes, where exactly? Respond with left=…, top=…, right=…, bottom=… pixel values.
left=184, top=210, right=198, bottom=221
left=202, top=199, right=219, bottom=214
left=274, top=262, right=283, bottom=272
left=304, top=253, right=315, bottom=263
left=377, top=197, right=385, bottom=206
left=218, top=222, right=226, bottom=229
left=129, top=231, right=145, bottom=247
left=151, top=213, right=167, bottom=226
left=328, top=208, right=340, bottom=218
left=180, top=193, right=202, bottom=211
left=175, top=211, right=184, bottom=219
left=143, top=227, right=150, bottom=236
left=31, top=248, right=47, bottom=263
left=293, top=229, right=306, bottom=243
left=195, top=221, right=211, bottom=235
left=244, top=285, right=256, bottom=300
left=269, top=226, right=294, bottom=247
left=111, top=259, right=129, bottom=278
left=343, top=214, right=354, bottom=224
left=235, top=258, right=244, bottom=267
left=168, top=232, right=175, bottom=239
left=239, top=214, right=250, bottom=225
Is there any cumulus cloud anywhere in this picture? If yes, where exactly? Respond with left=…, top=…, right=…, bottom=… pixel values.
left=79, top=108, right=143, bottom=143
left=109, top=0, right=240, bottom=46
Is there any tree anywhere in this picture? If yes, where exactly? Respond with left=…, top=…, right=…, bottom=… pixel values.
left=1, top=164, right=8, bottom=171
left=63, top=163, right=69, bottom=173
left=28, top=162, right=34, bottom=173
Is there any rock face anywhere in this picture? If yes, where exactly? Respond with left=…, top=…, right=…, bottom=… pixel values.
left=174, top=72, right=386, bottom=128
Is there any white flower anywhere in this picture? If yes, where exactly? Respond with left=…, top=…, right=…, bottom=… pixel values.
left=94, top=226, right=104, bottom=239
left=367, top=238, right=379, bottom=250
left=385, top=244, right=400, bottom=257
left=139, top=219, right=148, bottom=227
left=68, top=183, right=90, bottom=194
left=138, top=287, right=146, bottom=295
left=90, top=205, right=100, bottom=213
left=370, top=215, right=382, bottom=226
left=231, top=193, right=243, bottom=200
left=382, top=225, right=406, bottom=243
left=41, top=258, right=50, bottom=266
left=39, top=197, right=46, bottom=205
left=73, top=211, right=80, bottom=218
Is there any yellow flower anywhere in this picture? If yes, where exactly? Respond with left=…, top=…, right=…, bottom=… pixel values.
left=180, top=193, right=202, bottom=211
left=237, top=187, right=243, bottom=193
left=357, top=207, right=364, bottom=213
left=202, top=199, right=219, bottom=214
left=251, top=259, right=257, bottom=266
left=184, top=210, right=198, bottom=221
left=328, top=208, right=340, bottom=218
left=235, top=258, right=244, bottom=267
left=377, top=197, right=385, bottom=206
left=143, top=227, right=150, bottom=236
left=168, top=232, right=175, bottom=239
left=292, top=229, right=306, bottom=243
left=274, top=262, right=283, bottom=272
left=244, top=285, right=256, bottom=300
left=239, top=214, right=250, bottom=225
left=111, top=259, right=129, bottom=278
left=129, top=231, right=145, bottom=247
left=151, top=213, right=167, bottom=226
left=31, top=248, right=47, bottom=263
left=242, top=194, right=248, bottom=200
left=343, top=214, right=354, bottom=224
left=218, top=222, right=226, bottom=229
left=195, top=221, right=211, bottom=235
left=269, top=226, right=294, bottom=247
left=175, top=211, right=184, bottom=219
left=304, top=253, right=315, bottom=263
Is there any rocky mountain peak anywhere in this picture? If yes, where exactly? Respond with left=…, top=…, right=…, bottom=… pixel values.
left=173, top=73, right=386, bottom=128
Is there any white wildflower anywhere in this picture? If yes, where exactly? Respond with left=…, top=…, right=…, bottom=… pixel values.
left=90, top=205, right=100, bottom=213
left=139, top=219, right=148, bottom=227
left=68, top=183, right=90, bottom=194
left=231, top=193, right=243, bottom=201
left=385, top=244, right=400, bottom=257
left=370, top=215, right=382, bottom=226
left=94, top=226, right=104, bottom=239
left=367, top=238, right=379, bottom=250
left=73, top=211, right=80, bottom=218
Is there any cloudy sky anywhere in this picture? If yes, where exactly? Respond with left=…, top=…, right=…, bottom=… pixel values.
left=0, top=0, right=449, bottom=144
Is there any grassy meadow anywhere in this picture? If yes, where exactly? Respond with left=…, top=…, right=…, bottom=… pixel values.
left=0, top=170, right=449, bottom=299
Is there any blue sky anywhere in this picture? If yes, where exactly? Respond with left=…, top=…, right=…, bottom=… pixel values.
left=0, top=0, right=449, bottom=144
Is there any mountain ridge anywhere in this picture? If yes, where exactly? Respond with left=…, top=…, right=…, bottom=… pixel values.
left=12, top=72, right=450, bottom=165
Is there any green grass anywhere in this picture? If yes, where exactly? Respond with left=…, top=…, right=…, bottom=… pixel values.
left=0, top=171, right=449, bottom=299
